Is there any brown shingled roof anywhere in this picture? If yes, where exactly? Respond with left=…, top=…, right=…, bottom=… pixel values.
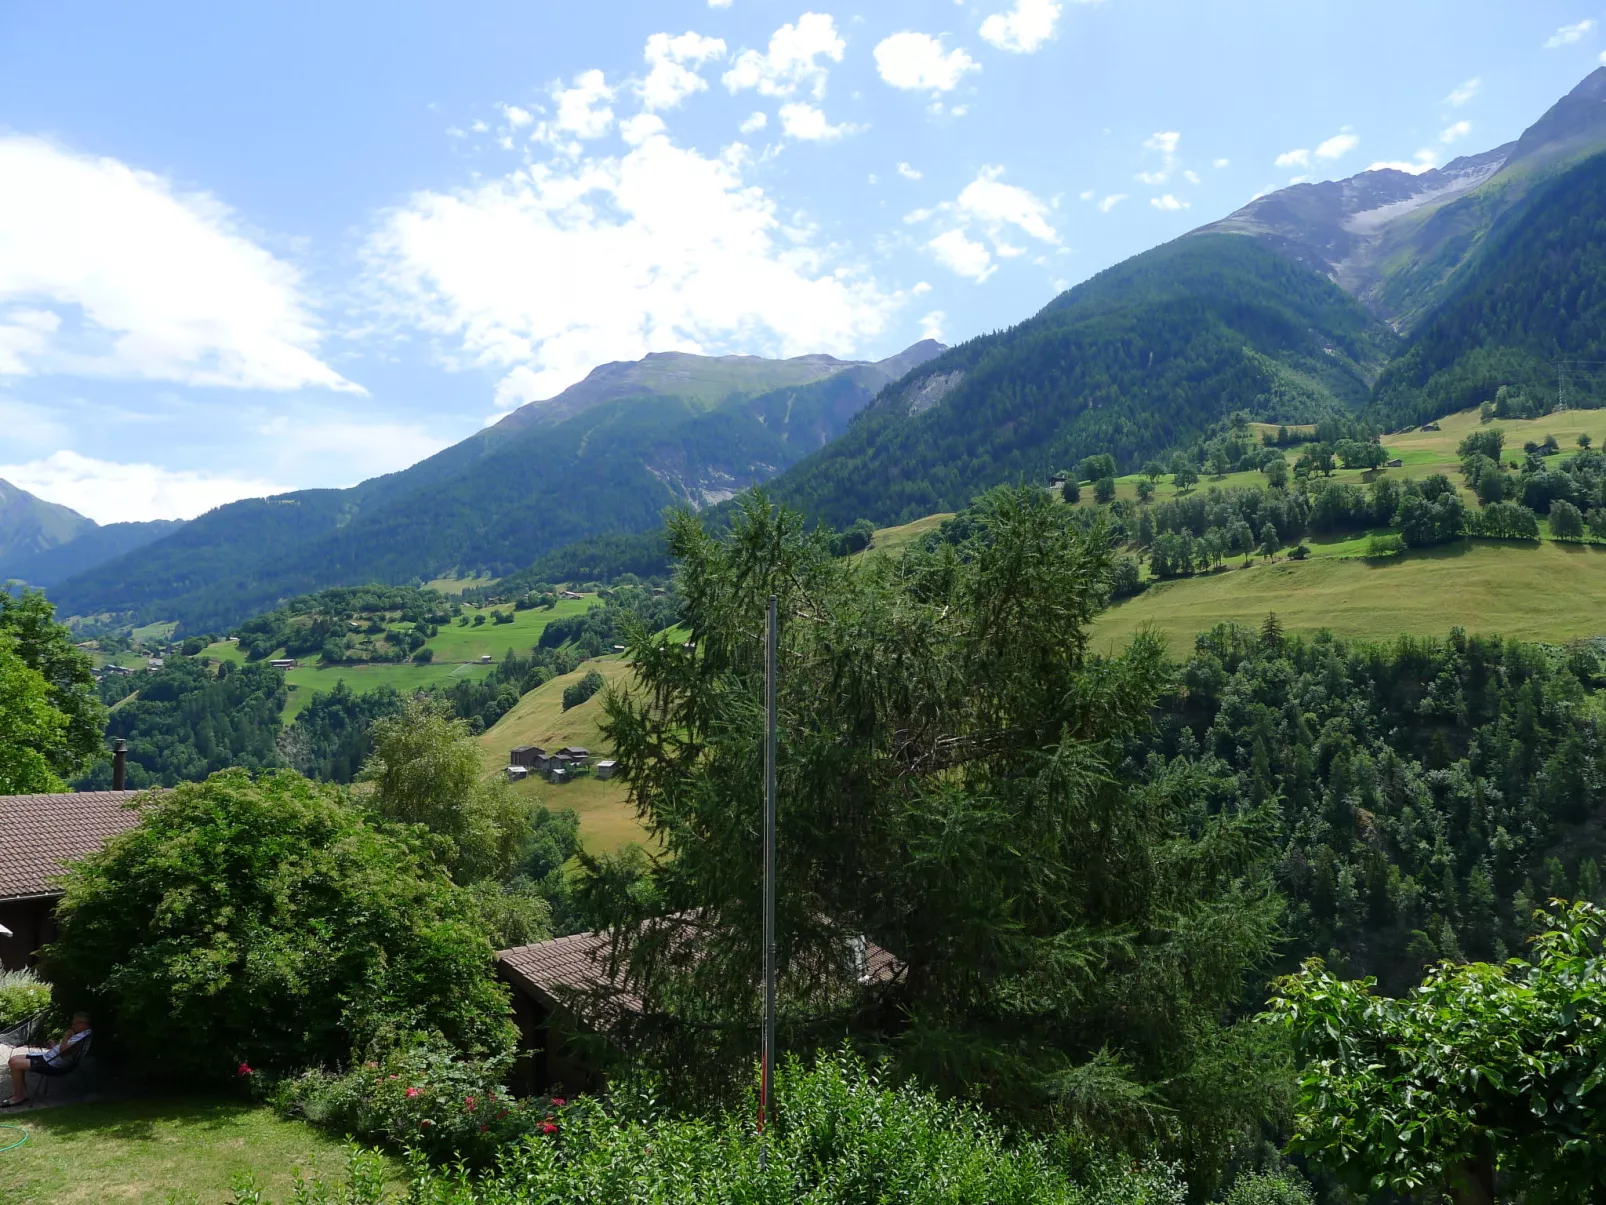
left=498, top=924, right=902, bottom=1024
left=0, top=791, right=147, bottom=901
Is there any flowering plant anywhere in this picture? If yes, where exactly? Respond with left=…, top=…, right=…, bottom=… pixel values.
left=269, top=1036, right=572, bottom=1166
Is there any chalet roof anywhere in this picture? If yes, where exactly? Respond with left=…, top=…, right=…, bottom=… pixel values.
left=0, top=791, right=147, bottom=901
left=498, top=924, right=901, bottom=1022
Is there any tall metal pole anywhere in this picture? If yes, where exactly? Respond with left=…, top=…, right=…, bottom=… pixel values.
left=759, top=594, right=778, bottom=1163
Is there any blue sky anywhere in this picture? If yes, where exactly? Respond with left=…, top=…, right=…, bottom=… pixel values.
left=0, top=0, right=1601, bottom=522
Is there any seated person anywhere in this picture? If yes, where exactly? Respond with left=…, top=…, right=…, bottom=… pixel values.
left=2, top=1012, right=90, bottom=1106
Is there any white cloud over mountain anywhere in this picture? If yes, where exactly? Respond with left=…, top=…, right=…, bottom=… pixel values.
left=0, top=137, right=354, bottom=393
left=0, top=449, right=293, bottom=524
left=368, top=122, right=899, bottom=407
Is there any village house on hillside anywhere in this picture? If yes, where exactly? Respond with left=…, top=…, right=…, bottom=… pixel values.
left=0, top=790, right=146, bottom=969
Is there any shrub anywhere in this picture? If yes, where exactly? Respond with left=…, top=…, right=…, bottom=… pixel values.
left=45, top=770, right=516, bottom=1081
left=1365, top=532, right=1404, bottom=558
left=271, top=1037, right=561, bottom=1168
left=1221, top=1170, right=1316, bottom=1205
left=0, top=969, right=50, bottom=1030
left=411, top=647, right=435, bottom=664
left=276, top=1051, right=1187, bottom=1203
left=1287, top=543, right=1310, bottom=560
left=560, top=670, right=605, bottom=712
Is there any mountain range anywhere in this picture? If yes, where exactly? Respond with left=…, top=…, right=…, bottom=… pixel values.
left=41, top=341, right=942, bottom=631
left=0, top=480, right=182, bottom=588
left=33, top=67, right=1606, bottom=631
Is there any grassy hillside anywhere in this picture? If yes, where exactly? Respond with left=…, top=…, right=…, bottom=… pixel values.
left=204, top=597, right=600, bottom=720
left=477, top=657, right=645, bottom=854
left=1092, top=540, right=1606, bottom=653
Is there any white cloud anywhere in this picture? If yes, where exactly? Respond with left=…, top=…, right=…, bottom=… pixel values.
left=1315, top=132, right=1359, bottom=161
left=256, top=416, right=448, bottom=484
left=1445, top=77, right=1481, bottom=107
left=1365, top=148, right=1438, bottom=175
left=873, top=31, right=979, bottom=91
left=709, top=0, right=733, bottom=7
left=919, top=310, right=947, bottom=341
left=898, top=162, right=924, bottom=180
left=619, top=114, right=667, bottom=145
left=1183, top=169, right=1201, bottom=184
left=1545, top=19, right=1595, bottom=48
left=1137, top=131, right=1181, bottom=185
left=1150, top=194, right=1189, bottom=211
left=549, top=70, right=616, bottom=140
left=0, top=449, right=293, bottom=524
left=778, top=102, right=857, bottom=140
left=927, top=229, right=994, bottom=281
left=1440, top=120, right=1472, bottom=145
left=740, top=111, right=769, bottom=133
left=724, top=13, right=845, bottom=99
left=956, top=166, right=1059, bottom=243
left=1274, top=148, right=1311, bottom=169
left=0, top=137, right=354, bottom=393
left=980, top=0, right=1062, bottom=53
left=1078, top=189, right=1095, bottom=201
left=501, top=105, right=532, bottom=129
left=641, top=31, right=728, bottom=112
left=1213, top=157, right=1230, bottom=168
left=1097, top=193, right=1126, bottom=213
left=367, top=123, right=900, bottom=407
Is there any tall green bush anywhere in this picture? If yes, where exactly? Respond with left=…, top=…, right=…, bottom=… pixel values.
left=45, top=770, right=515, bottom=1080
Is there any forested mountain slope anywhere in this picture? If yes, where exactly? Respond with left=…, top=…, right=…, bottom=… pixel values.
left=763, top=235, right=1395, bottom=529
left=0, top=479, right=93, bottom=568
left=50, top=343, right=940, bottom=632
left=0, top=480, right=182, bottom=587
left=1372, top=150, right=1606, bottom=428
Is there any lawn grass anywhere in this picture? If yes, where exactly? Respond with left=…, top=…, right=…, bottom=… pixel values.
left=1093, top=539, right=1606, bottom=654
left=423, top=597, right=595, bottom=663
left=478, top=657, right=647, bottom=854
left=867, top=513, right=954, bottom=557
left=0, top=1097, right=396, bottom=1204
left=423, top=572, right=500, bottom=595
left=279, top=660, right=496, bottom=720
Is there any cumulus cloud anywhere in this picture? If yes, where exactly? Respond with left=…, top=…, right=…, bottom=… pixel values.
left=0, top=137, right=354, bottom=393
left=1274, top=147, right=1311, bottom=169
left=778, top=102, right=857, bottom=140
left=919, top=310, right=947, bottom=341
left=980, top=0, right=1062, bottom=53
left=367, top=123, right=900, bottom=407
left=1097, top=194, right=1126, bottom=213
left=641, top=32, right=728, bottom=112
left=910, top=166, right=1057, bottom=281
left=1315, top=132, right=1359, bottom=160
left=898, top=162, right=924, bottom=180
left=1545, top=19, right=1595, bottom=48
left=724, top=13, right=845, bottom=100
left=1213, top=157, right=1230, bottom=168
left=1150, top=194, right=1189, bottom=211
left=0, top=449, right=293, bottom=524
left=1136, top=130, right=1181, bottom=185
left=1440, top=120, right=1472, bottom=144
left=1182, top=169, right=1201, bottom=184
left=956, top=167, right=1058, bottom=243
left=739, top=111, right=769, bottom=133
left=547, top=71, right=616, bottom=141
left=1365, top=148, right=1438, bottom=175
left=873, top=32, right=979, bottom=92
left=1445, top=77, right=1481, bottom=107
left=709, top=0, right=733, bottom=7
left=927, top=229, right=994, bottom=281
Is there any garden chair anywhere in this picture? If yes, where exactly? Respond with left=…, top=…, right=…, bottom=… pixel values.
left=0, top=1011, right=94, bottom=1105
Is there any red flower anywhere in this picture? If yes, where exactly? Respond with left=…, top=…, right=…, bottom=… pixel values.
left=405, top=1087, right=420, bottom=1098
left=541, top=1122, right=559, bottom=1135
left=420, top=1119, right=434, bottom=1128
left=552, top=1097, right=566, bottom=1106
left=479, top=1123, right=488, bottom=1132
left=464, top=1095, right=477, bottom=1111
left=237, top=1063, right=254, bottom=1077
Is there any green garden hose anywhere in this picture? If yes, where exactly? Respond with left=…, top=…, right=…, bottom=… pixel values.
left=0, top=1124, right=27, bottom=1153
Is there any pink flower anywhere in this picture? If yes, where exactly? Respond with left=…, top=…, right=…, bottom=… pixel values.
left=405, top=1087, right=420, bottom=1098
left=552, top=1096, right=566, bottom=1106
left=541, top=1122, right=559, bottom=1135
left=237, top=1063, right=254, bottom=1077
left=464, top=1095, right=477, bottom=1111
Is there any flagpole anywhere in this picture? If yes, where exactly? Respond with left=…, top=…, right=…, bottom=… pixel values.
left=759, top=593, right=778, bottom=1166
